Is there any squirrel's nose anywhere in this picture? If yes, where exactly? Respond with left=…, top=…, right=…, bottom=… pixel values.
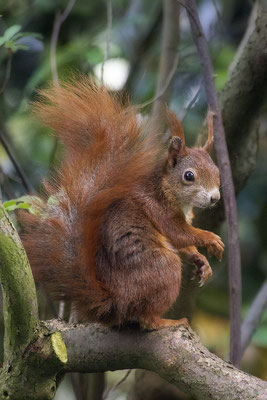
left=210, top=189, right=220, bottom=204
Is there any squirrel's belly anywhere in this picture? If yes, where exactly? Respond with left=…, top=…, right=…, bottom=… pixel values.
left=96, top=233, right=182, bottom=324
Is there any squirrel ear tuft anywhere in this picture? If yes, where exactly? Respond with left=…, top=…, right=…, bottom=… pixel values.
left=168, top=136, right=187, bottom=167
left=166, top=109, right=186, bottom=145
left=203, top=110, right=214, bottom=153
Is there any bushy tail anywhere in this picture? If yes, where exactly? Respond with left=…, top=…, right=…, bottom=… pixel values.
left=20, top=78, right=162, bottom=321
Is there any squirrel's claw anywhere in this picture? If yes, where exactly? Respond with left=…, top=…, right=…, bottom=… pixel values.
left=199, top=280, right=204, bottom=288
left=198, top=263, right=213, bottom=287
left=207, top=234, right=224, bottom=261
left=190, top=253, right=213, bottom=287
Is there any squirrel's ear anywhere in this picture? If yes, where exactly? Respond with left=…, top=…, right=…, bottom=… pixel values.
left=166, top=109, right=187, bottom=166
left=168, top=136, right=185, bottom=167
left=166, top=109, right=186, bottom=144
left=203, top=111, right=214, bottom=153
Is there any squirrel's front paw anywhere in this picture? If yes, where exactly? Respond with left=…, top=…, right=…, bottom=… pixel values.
left=204, top=231, right=224, bottom=261
left=191, top=253, right=212, bottom=287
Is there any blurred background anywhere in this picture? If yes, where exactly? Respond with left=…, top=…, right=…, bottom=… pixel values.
left=0, top=0, right=267, bottom=399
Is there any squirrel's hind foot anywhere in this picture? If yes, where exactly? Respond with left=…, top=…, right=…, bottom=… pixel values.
left=139, top=317, right=188, bottom=331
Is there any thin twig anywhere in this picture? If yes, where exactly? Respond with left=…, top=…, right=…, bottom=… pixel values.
left=50, top=0, right=76, bottom=85
left=185, top=0, right=242, bottom=367
left=176, top=1, right=202, bottom=36
left=101, top=0, right=113, bottom=84
left=123, top=6, right=162, bottom=93
left=50, top=0, right=76, bottom=170
left=50, top=11, right=61, bottom=86
left=211, top=0, right=222, bottom=21
left=151, top=0, right=180, bottom=127
left=136, top=54, right=179, bottom=110
left=0, top=50, right=12, bottom=94
left=180, top=78, right=203, bottom=121
left=103, top=370, right=132, bottom=399
left=0, top=129, right=32, bottom=193
left=241, top=279, right=267, bottom=357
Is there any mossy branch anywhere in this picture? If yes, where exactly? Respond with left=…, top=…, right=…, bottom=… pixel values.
left=0, top=201, right=39, bottom=361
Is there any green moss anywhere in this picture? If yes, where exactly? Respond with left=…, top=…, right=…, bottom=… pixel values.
left=0, top=202, right=39, bottom=358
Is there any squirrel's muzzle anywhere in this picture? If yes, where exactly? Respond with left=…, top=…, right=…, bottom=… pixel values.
left=209, top=189, right=220, bottom=205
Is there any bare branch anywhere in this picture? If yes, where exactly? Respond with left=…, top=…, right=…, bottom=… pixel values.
left=196, top=1, right=267, bottom=226
left=0, top=201, right=39, bottom=359
left=101, top=0, right=113, bottom=83
left=241, top=279, right=267, bottom=357
left=185, top=0, right=242, bottom=366
left=103, top=369, right=131, bottom=399
left=50, top=0, right=76, bottom=85
left=50, top=12, right=61, bottom=86
left=136, top=55, right=179, bottom=110
left=151, top=0, right=180, bottom=128
left=211, top=0, right=222, bottom=22
left=0, top=128, right=32, bottom=193
left=122, top=5, right=162, bottom=94
left=44, top=320, right=267, bottom=399
left=0, top=50, right=12, bottom=95
left=180, top=78, right=202, bottom=121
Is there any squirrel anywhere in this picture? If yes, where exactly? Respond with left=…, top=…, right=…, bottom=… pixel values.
left=20, top=79, right=224, bottom=330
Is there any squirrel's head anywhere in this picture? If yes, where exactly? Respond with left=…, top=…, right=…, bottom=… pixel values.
left=163, top=110, right=220, bottom=209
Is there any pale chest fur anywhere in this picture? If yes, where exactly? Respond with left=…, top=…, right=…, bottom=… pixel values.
left=157, top=205, right=193, bottom=254
left=182, top=204, right=194, bottom=224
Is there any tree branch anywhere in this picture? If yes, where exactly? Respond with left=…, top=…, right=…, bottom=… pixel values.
left=0, top=203, right=266, bottom=398
left=0, top=201, right=39, bottom=359
left=196, top=0, right=267, bottom=231
left=192, top=2, right=267, bottom=360
left=151, top=0, right=180, bottom=128
left=44, top=320, right=267, bottom=400
left=221, top=0, right=267, bottom=191
left=241, top=279, right=267, bottom=357
left=0, top=49, right=12, bottom=95
left=0, top=128, right=32, bottom=193
left=120, top=1, right=162, bottom=94
left=50, top=0, right=76, bottom=85
left=101, top=0, right=112, bottom=84
left=185, top=0, right=242, bottom=367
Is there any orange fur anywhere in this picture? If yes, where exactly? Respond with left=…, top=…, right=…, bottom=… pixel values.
left=20, top=78, right=224, bottom=328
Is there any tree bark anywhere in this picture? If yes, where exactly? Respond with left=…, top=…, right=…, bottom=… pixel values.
left=196, top=0, right=267, bottom=230
left=0, top=202, right=39, bottom=359
left=0, top=202, right=65, bottom=400
left=125, top=1, right=267, bottom=398
left=0, top=195, right=267, bottom=399
left=44, top=320, right=267, bottom=400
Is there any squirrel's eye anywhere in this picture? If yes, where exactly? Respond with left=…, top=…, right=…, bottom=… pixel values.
left=184, top=171, right=195, bottom=182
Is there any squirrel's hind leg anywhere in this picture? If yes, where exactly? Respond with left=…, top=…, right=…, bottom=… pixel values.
left=139, top=316, right=188, bottom=331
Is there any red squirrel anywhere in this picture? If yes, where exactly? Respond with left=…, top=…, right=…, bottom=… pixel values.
left=20, top=79, right=224, bottom=330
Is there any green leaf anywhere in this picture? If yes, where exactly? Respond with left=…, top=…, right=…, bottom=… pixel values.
left=12, top=32, right=43, bottom=42
left=4, top=196, right=44, bottom=215
left=1, top=25, right=21, bottom=42
left=0, top=25, right=42, bottom=52
left=4, top=41, right=28, bottom=52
